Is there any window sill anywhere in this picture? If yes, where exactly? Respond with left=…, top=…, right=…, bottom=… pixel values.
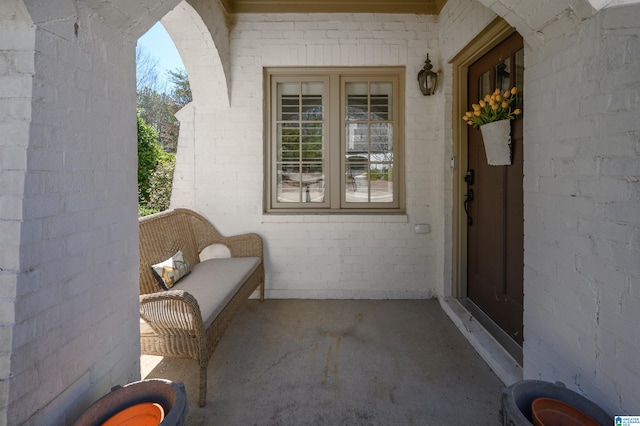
left=261, top=213, right=408, bottom=224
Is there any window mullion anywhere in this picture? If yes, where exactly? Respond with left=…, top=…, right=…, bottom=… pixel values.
left=298, top=81, right=303, bottom=203
left=329, top=74, right=341, bottom=209
left=367, top=121, right=372, bottom=203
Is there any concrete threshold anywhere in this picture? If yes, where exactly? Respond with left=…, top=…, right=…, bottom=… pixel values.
left=439, top=296, right=523, bottom=386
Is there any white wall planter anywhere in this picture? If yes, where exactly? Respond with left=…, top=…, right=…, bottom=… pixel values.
left=480, top=119, right=512, bottom=166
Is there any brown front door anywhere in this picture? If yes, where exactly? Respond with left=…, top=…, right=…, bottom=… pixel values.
left=466, top=33, right=524, bottom=345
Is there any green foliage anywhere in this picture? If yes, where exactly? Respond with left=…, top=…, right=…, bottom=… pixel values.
left=137, top=153, right=175, bottom=217
left=167, top=68, right=192, bottom=109
left=136, top=69, right=192, bottom=153
left=384, top=166, right=392, bottom=182
left=360, top=167, right=392, bottom=182
left=138, top=204, right=158, bottom=217
left=136, top=46, right=192, bottom=216
left=137, top=88, right=180, bottom=153
left=137, top=114, right=162, bottom=203
left=146, top=158, right=175, bottom=213
left=137, top=115, right=175, bottom=216
left=280, top=123, right=323, bottom=162
left=368, top=168, right=383, bottom=181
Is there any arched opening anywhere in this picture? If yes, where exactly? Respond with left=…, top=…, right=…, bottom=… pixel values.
left=135, top=0, right=233, bottom=217
left=136, top=22, right=190, bottom=216
left=160, top=0, right=233, bottom=209
left=133, top=0, right=233, bottom=213
left=134, top=0, right=234, bottom=386
left=0, top=0, right=231, bottom=422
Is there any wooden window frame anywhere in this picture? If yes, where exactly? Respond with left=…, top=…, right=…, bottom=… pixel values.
left=264, top=66, right=405, bottom=214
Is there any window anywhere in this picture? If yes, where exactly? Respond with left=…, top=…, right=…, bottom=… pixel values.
left=264, top=67, right=405, bottom=213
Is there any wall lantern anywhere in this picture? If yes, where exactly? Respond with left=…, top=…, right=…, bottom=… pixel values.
left=418, top=54, right=438, bottom=96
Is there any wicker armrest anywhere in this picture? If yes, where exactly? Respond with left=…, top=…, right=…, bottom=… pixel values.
left=139, top=290, right=204, bottom=337
left=218, top=232, right=263, bottom=259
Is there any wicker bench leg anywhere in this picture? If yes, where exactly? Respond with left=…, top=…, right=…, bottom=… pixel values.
left=198, top=365, right=207, bottom=407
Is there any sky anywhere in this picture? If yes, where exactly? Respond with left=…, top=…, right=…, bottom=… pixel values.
left=137, top=22, right=186, bottom=89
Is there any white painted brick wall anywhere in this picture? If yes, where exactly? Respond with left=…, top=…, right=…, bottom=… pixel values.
left=0, top=0, right=168, bottom=423
left=0, top=3, right=35, bottom=424
left=521, top=3, right=640, bottom=416
left=162, top=0, right=232, bottom=104
left=172, top=12, right=442, bottom=299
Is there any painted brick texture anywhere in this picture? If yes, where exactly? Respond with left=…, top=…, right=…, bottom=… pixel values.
left=171, top=13, right=443, bottom=299
left=0, top=5, right=35, bottom=425
left=520, top=4, right=640, bottom=416
left=0, top=0, right=160, bottom=423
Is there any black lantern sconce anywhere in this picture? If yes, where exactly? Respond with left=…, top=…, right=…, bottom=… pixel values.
left=418, top=54, right=438, bottom=96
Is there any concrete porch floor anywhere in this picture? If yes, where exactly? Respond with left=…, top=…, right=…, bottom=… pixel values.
left=142, top=299, right=505, bottom=425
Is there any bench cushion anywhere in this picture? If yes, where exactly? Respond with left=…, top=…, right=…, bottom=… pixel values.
left=175, top=256, right=261, bottom=329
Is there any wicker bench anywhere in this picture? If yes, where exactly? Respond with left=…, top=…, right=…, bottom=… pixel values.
left=138, top=208, right=265, bottom=407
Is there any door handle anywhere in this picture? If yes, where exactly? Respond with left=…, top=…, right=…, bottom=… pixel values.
left=464, top=169, right=475, bottom=226
left=464, top=188, right=474, bottom=226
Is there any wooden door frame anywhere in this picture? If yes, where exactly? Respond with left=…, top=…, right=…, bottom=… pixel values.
left=450, top=18, right=516, bottom=298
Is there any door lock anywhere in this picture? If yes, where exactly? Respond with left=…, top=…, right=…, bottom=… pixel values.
left=464, top=169, right=475, bottom=185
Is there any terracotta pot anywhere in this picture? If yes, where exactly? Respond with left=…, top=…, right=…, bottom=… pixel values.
left=501, top=380, right=611, bottom=426
left=480, top=119, right=511, bottom=166
left=103, top=402, right=164, bottom=425
left=74, top=379, right=188, bottom=426
left=531, top=397, right=599, bottom=426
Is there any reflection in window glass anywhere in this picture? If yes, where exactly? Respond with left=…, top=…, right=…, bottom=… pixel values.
left=479, top=70, right=491, bottom=100
left=346, top=122, right=368, bottom=156
left=276, top=81, right=325, bottom=203
left=371, top=122, right=393, bottom=155
left=344, top=81, right=394, bottom=204
left=495, top=57, right=511, bottom=95
left=515, top=49, right=524, bottom=111
left=369, top=82, right=392, bottom=120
